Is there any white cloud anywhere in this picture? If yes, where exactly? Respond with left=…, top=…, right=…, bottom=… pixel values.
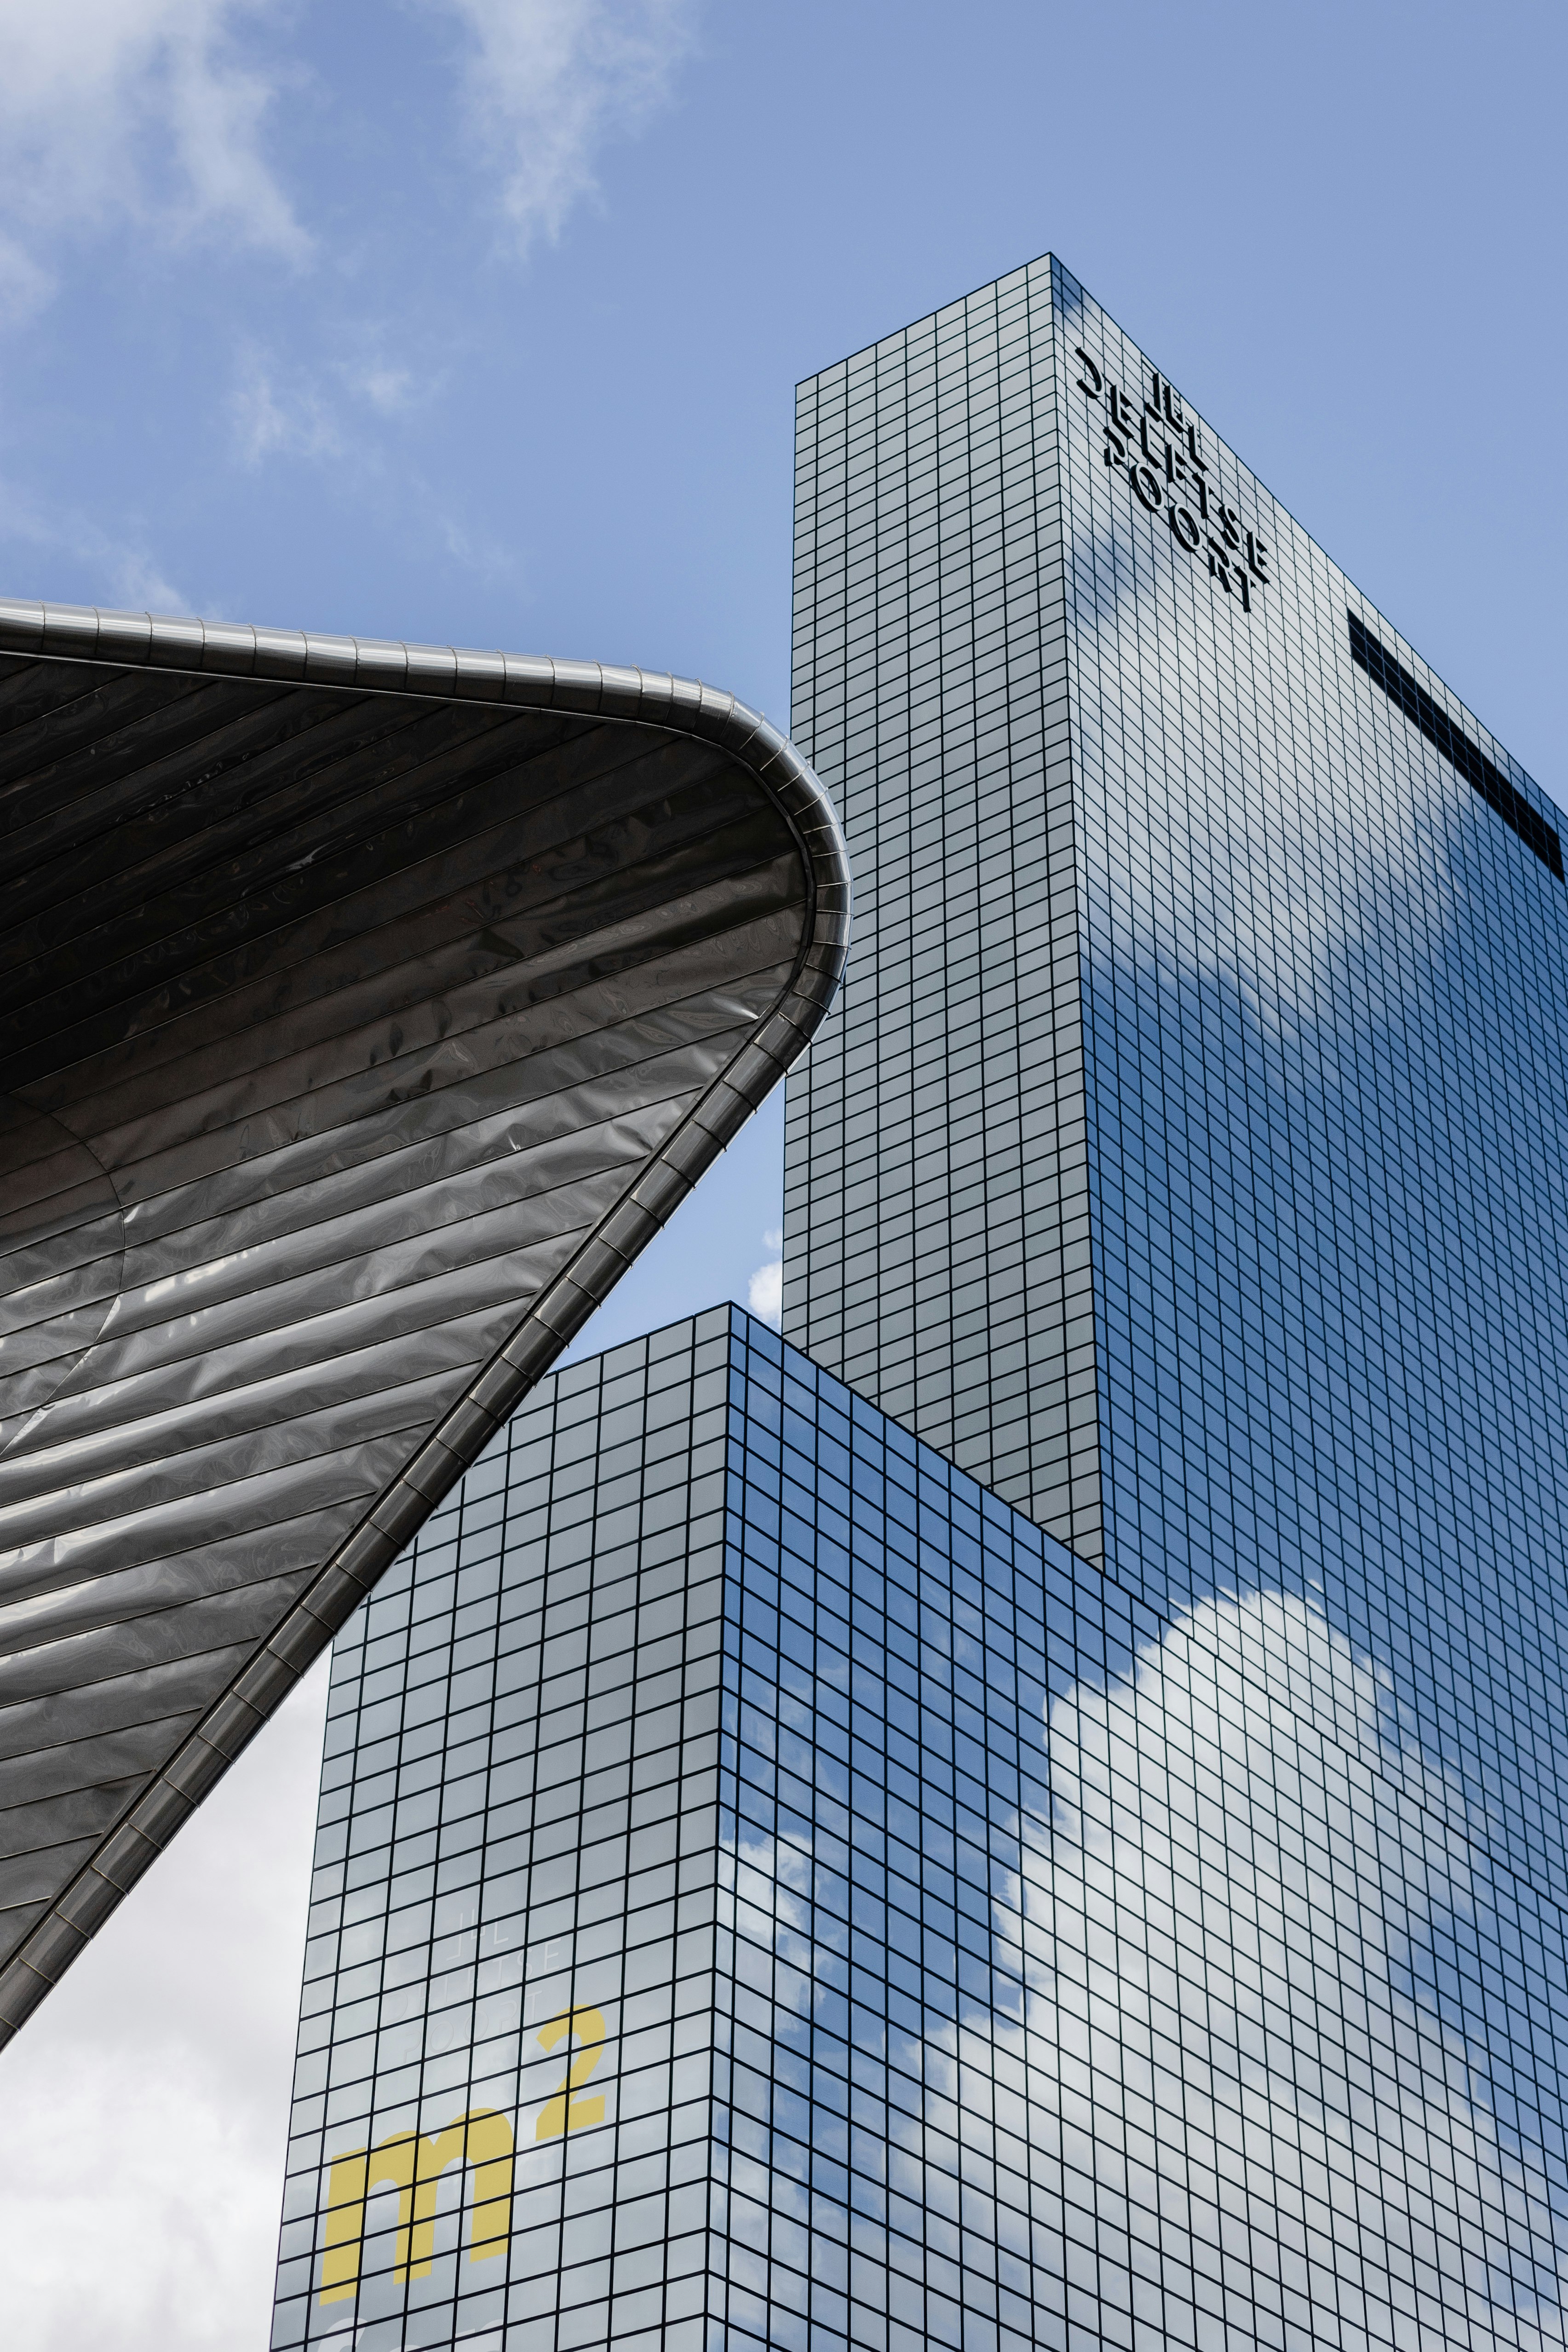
left=112, top=549, right=190, bottom=611
left=0, top=484, right=187, bottom=613
left=997, top=1589, right=1568, bottom=2346
left=0, top=230, right=52, bottom=323
left=229, top=337, right=454, bottom=465
left=0, top=1658, right=329, bottom=2352
left=435, top=507, right=520, bottom=583
left=0, top=2, right=701, bottom=332
left=747, top=1231, right=783, bottom=1327
left=223, top=345, right=518, bottom=587
left=342, top=360, right=419, bottom=416
left=727, top=1587, right=1568, bottom=2346
left=0, top=0, right=306, bottom=320
left=230, top=345, right=341, bottom=465
left=437, top=0, right=697, bottom=255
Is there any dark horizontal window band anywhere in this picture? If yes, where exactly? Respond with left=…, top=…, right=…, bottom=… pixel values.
left=1349, top=610, right=1563, bottom=882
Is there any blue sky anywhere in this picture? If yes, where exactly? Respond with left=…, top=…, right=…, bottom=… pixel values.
left=0, top=3, right=1562, bottom=2344
left=3, top=0, right=1563, bottom=1357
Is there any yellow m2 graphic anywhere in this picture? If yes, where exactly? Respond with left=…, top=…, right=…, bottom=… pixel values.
left=318, top=2107, right=514, bottom=2305
left=534, top=2007, right=607, bottom=2139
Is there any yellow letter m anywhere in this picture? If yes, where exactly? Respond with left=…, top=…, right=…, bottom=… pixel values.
left=317, top=2107, right=515, bottom=2305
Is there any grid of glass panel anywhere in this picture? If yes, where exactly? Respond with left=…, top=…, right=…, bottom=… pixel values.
left=271, top=1313, right=731, bottom=2352
left=274, top=251, right=1568, bottom=2352
left=782, top=252, right=1568, bottom=2344
left=789, top=254, right=1568, bottom=1910
left=786, top=260, right=1103, bottom=1561
left=718, top=1315, right=1568, bottom=2352
left=275, top=1307, right=1568, bottom=2349
left=1050, top=260, right=1568, bottom=1919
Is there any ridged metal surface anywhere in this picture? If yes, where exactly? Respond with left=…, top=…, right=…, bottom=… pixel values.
left=0, top=596, right=849, bottom=2045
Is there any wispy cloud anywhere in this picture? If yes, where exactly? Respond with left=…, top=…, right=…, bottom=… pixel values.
left=0, top=2, right=701, bottom=334
left=437, top=0, right=697, bottom=255
left=230, top=335, right=452, bottom=466
left=230, top=345, right=341, bottom=466
left=342, top=360, right=419, bottom=417
left=0, top=0, right=307, bottom=322
left=224, top=343, right=520, bottom=591
left=0, top=483, right=187, bottom=612
left=0, top=231, right=52, bottom=323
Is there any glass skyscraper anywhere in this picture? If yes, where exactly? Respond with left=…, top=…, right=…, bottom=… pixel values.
left=273, top=256, right=1568, bottom=2352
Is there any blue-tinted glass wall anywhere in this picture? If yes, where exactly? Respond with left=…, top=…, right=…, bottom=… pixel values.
left=1056, top=262, right=1568, bottom=1914
left=789, top=254, right=1568, bottom=1916
left=719, top=1317, right=1568, bottom=2352
left=275, top=1306, right=1568, bottom=2351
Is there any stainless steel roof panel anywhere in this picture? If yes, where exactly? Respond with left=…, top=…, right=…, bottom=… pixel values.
left=0, top=596, right=849, bottom=2044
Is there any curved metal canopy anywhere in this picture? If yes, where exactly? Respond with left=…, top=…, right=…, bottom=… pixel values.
left=0, top=597, right=849, bottom=2045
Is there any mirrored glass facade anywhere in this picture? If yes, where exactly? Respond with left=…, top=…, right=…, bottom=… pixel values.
left=786, top=260, right=1099, bottom=1558
left=270, top=1307, right=1101, bottom=2352
left=277, top=255, right=1568, bottom=2351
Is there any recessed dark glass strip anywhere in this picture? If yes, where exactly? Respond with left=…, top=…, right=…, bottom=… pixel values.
left=1349, top=610, right=1563, bottom=882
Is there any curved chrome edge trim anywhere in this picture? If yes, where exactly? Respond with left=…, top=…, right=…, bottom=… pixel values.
left=0, top=596, right=850, bottom=2046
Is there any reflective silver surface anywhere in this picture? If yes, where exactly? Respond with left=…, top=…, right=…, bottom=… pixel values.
left=0, top=597, right=848, bottom=2045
